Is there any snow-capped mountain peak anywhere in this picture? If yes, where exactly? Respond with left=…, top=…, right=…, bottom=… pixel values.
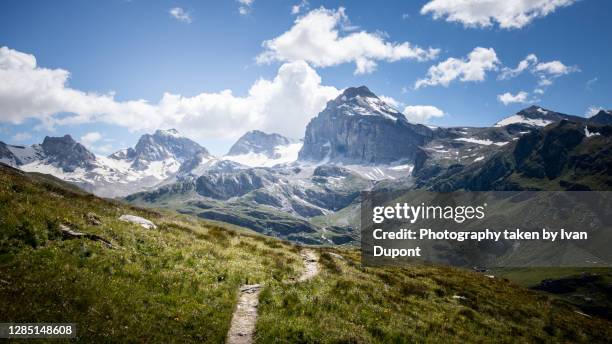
left=154, top=128, right=182, bottom=138
left=329, top=86, right=405, bottom=122
left=494, top=105, right=584, bottom=127
left=299, top=86, right=432, bottom=164
left=227, top=130, right=292, bottom=156
left=113, top=128, right=210, bottom=168
left=224, top=130, right=301, bottom=167
left=0, top=130, right=213, bottom=198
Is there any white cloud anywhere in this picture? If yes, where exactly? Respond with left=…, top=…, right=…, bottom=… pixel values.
left=80, top=132, right=102, bottom=146
left=497, top=91, right=530, bottom=105
left=585, top=106, right=604, bottom=117
left=11, top=132, right=31, bottom=142
left=534, top=60, right=578, bottom=76
left=499, top=54, right=538, bottom=80
left=498, top=54, right=578, bottom=96
left=238, top=0, right=254, bottom=15
left=537, top=77, right=553, bottom=87
left=291, top=0, right=309, bottom=15
left=379, top=95, right=403, bottom=110
left=0, top=46, right=339, bottom=141
left=421, top=0, right=576, bottom=29
left=499, top=54, right=578, bottom=81
left=415, top=47, right=499, bottom=89
left=169, top=7, right=192, bottom=23
left=257, top=7, right=439, bottom=75
left=533, top=60, right=579, bottom=90
left=402, top=105, right=444, bottom=123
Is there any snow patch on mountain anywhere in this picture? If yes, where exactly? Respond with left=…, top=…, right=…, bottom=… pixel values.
left=455, top=137, right=509, bottom=146
left=338, top=94, right=402, bottom=122
left=494, top=114, right=553, bottom=127
left=224, top=142, right=302, bottom=167
left=584, top=126, right=601, bottom=138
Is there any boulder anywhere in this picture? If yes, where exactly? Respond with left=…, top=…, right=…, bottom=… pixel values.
left=119, top=214, right=157, bottom=229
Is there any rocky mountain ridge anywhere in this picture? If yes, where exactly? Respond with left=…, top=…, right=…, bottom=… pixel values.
left=298, top=86, right=433, bottom=164
left=2, top=85, right=611, bottom=244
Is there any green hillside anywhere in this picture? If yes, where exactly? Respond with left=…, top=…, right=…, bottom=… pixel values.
left=1, top=163, right=611, bottom=343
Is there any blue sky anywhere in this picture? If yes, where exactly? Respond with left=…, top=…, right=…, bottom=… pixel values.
left=0, top=0, right=610, bottom=155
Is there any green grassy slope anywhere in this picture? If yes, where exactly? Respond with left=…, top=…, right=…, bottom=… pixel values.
left=257, top=250, right=612, bottom=343
left=1, top=163, right=611, bottom=343
left=0, top=164, right=302, bottom=342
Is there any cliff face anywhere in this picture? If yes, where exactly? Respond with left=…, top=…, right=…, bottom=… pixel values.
left=298, top=86, right=433, bottom=164
left=41, top=135, right=96, bottom=172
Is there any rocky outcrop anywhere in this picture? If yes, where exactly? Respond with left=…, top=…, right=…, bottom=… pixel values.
left=0, top=142, right=19, bottom=166
left=41, top=135, right=96, bottom=172
left=298, top=86, right=433, bottom=164
left=59, top=224, right=113, bottom=248
left=589, top=110, right=612, bottom=125
left=423, top=121, right=612, bottom=191
left=195, top=168, right=277, bottom=200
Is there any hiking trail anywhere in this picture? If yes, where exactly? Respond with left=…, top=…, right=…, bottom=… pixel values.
left=226, top=249, right=319, bottom=344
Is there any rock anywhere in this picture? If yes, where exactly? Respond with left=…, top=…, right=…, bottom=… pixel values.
left=41, top=135, right=97, bottom=172
left=119, top=214, right=157, bottom=229
left=59, top=224, right=113, bottom=248
left=85, top=212, right=102, bottom=226
left=298, top=86, right=433, bottom=164
left=194, top=169, right=276, bottom=200
left=327, top=252, right=345, bottom=260
left=313, top=165, right=351, bottom=177
left=575, top=310, right=592, bottom=318
left=239, top=284, right=262, bottom=293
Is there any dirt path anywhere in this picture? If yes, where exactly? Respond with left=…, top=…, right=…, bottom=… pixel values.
left=226, top=284, right=262, bottom=344
left=297, top=249, right=319, bottom=282
left=226, top=249, right=319, bottom=343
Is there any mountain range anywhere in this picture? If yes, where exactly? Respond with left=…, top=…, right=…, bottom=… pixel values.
left=2, top=86, right=611, bottom=244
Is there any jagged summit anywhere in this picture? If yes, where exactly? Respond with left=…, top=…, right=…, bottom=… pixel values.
left=299, top=86, right=432, bottom=164
left=112, top=129, right=209, bottom=168
left=41, top=135, right=96, bottom=172
left=322, top=85, right=405, bottom=123
left=339, top=86, right=378, bottom=99
left=227, top=130, right=292, bottom=157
